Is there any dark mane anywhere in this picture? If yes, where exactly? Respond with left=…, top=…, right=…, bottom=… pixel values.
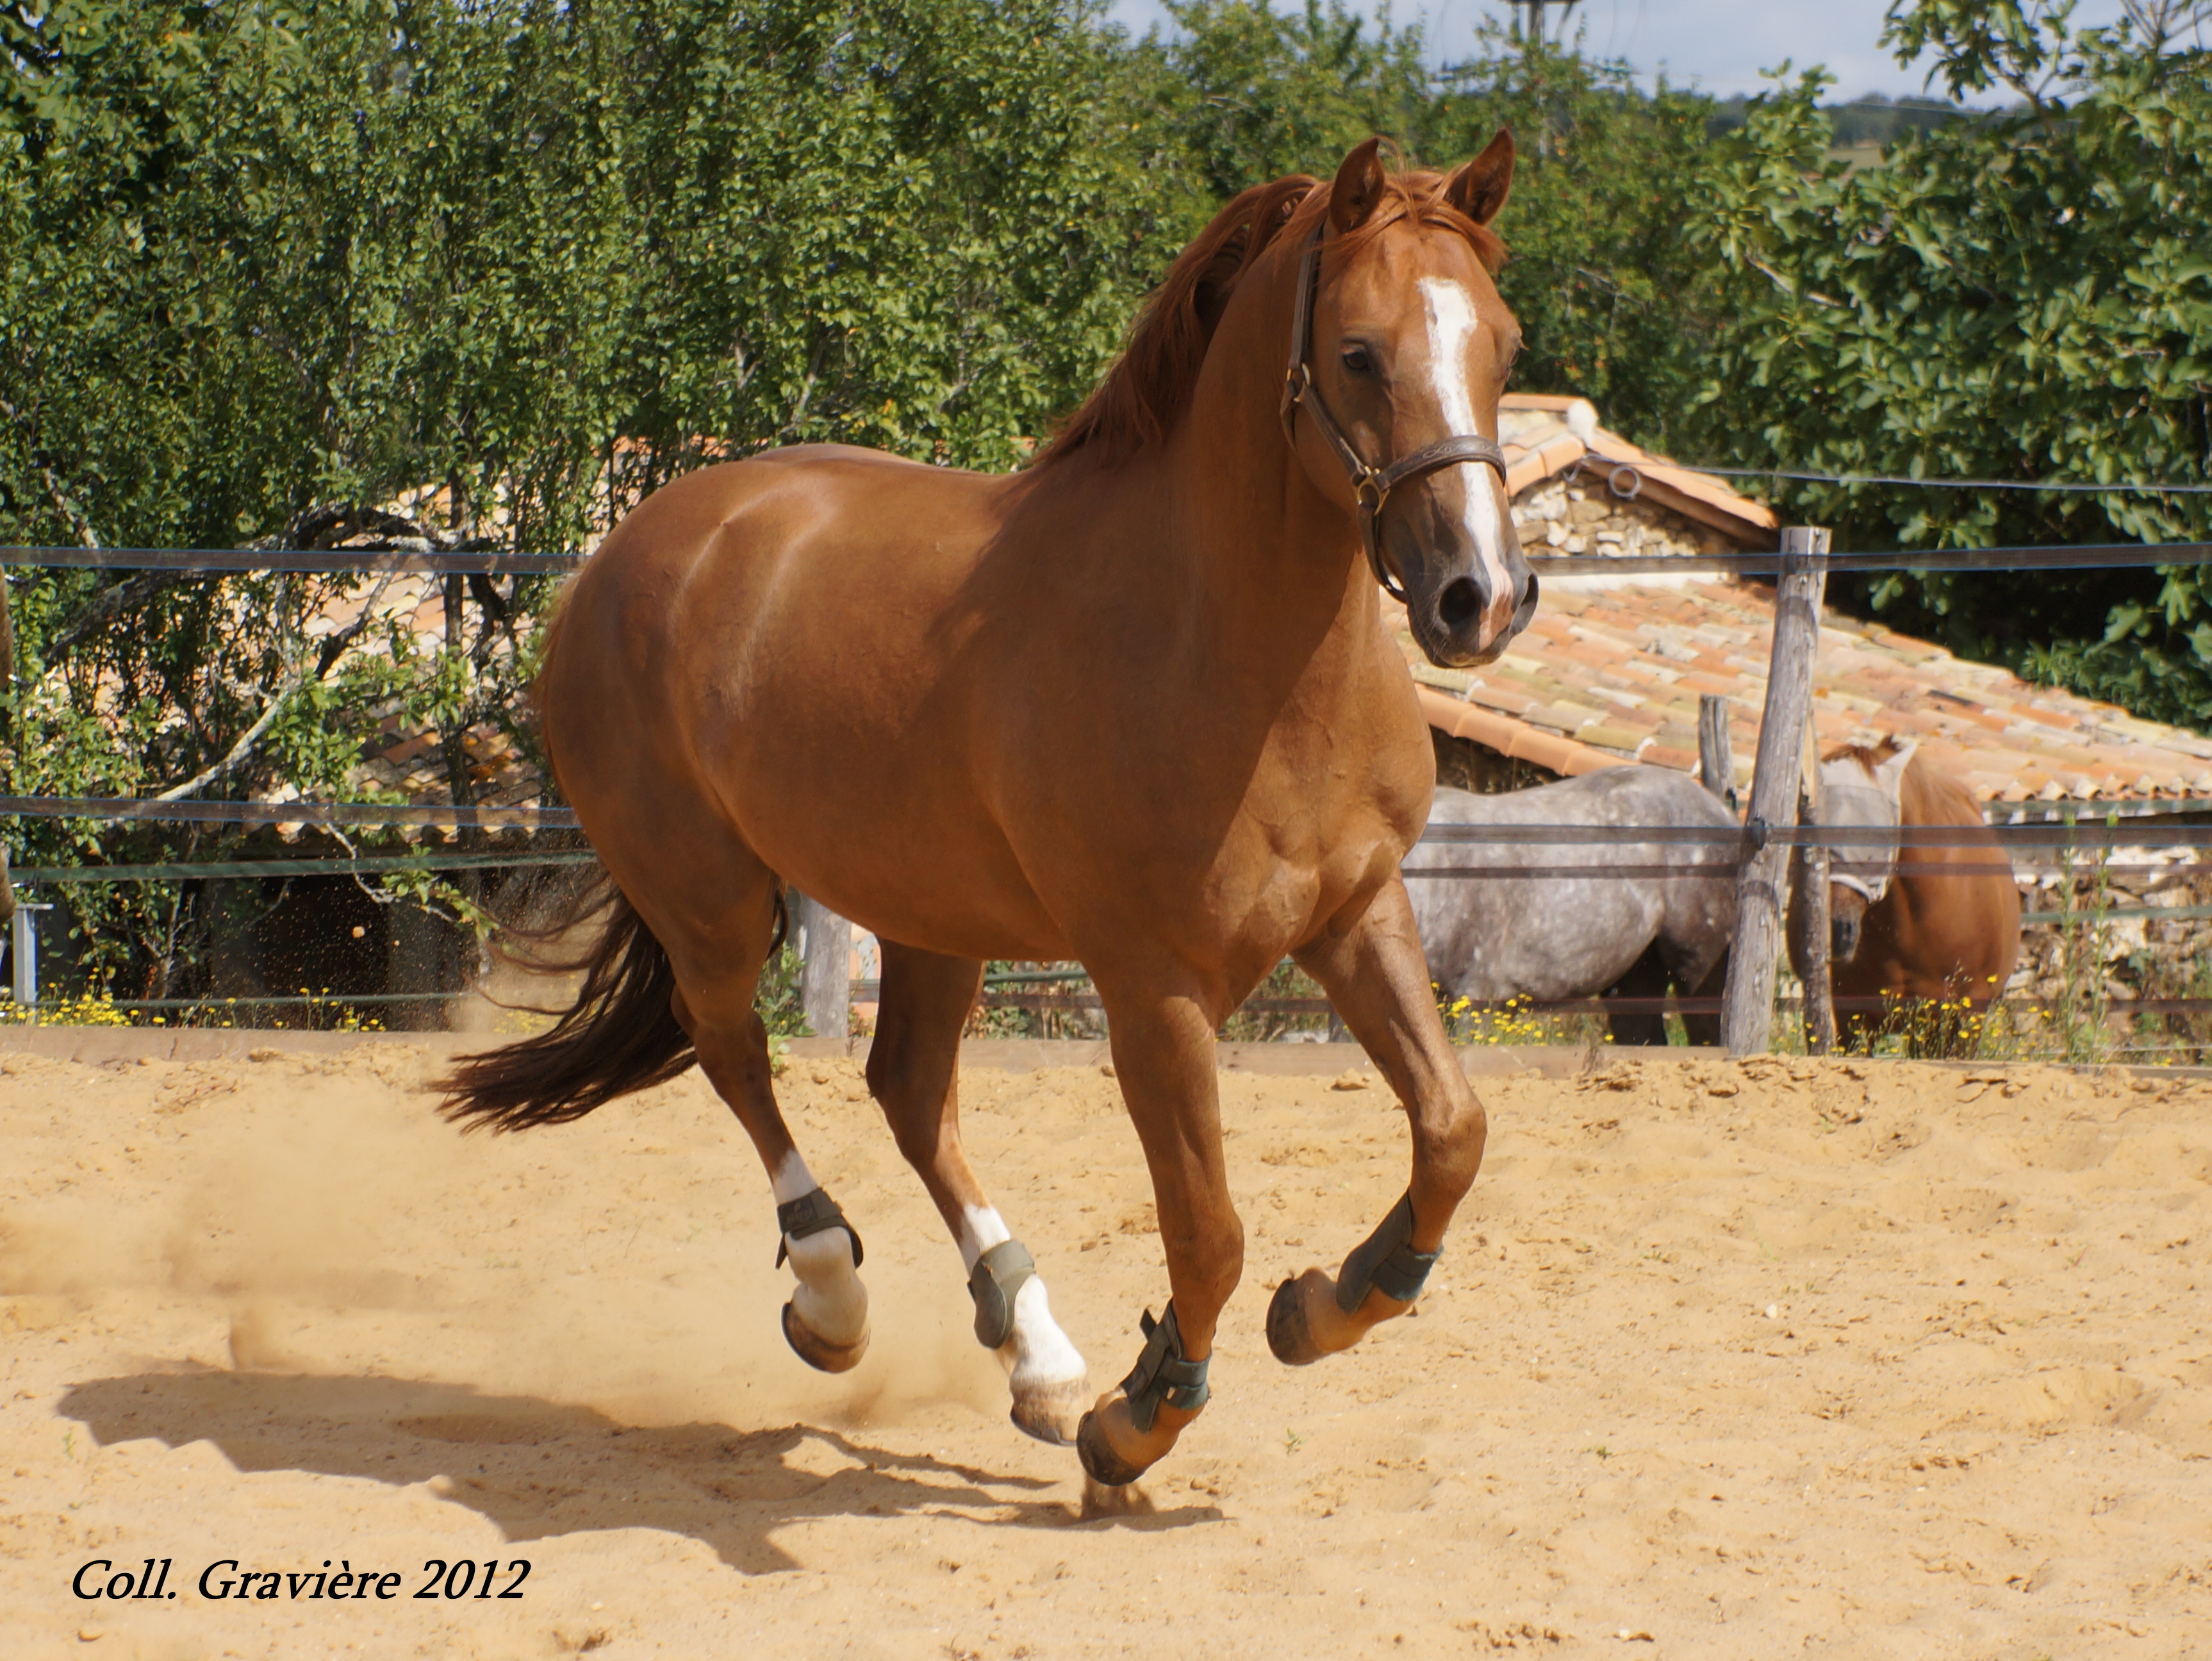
left=1034, top=165, right=1508, bottom=471
left=1822, top=738, right=1908, bottom=770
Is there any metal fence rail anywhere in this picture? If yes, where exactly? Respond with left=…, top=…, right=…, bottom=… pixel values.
left=7, top=527, right=2212, bottom=1048
left=6, top=541, right=2211, bottom=577
left=0, top=547, right=579, bottom=574
left=10, top=850, right=596, bottom=884
left=0, top=797, right=577, bottom=829
left=4, top=805, right=2205, bottom=848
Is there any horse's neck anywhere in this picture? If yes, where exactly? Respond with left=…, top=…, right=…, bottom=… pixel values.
left=1898, top=759, right=1979, bottom=830
left=1148, top=287, right=1380, bottom=710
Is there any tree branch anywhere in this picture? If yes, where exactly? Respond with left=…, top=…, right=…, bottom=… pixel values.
left=151, top=683, right=294, bottom=802
left=44, top=570, right=186, bottom=663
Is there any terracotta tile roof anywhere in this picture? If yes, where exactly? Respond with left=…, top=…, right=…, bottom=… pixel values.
left=1399, top=395, right=2212, bottom=813
left=1497, top=394, right=1778, bottom=549
left=1405, top=572, right=2212, bottom=811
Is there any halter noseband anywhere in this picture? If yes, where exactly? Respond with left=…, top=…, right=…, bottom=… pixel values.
left=1278, top=221, right=1511, bottom=604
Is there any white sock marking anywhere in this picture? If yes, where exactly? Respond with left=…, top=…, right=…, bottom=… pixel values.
left=770, top=1150, right=818, bottom=1205
left=959, top=1204, right=1012, bottom=1274
left=1417, top=276, right=1513, bottom=605
left=1008, top=1277, right=1088, bottom=1391
left=958, top=1205, right=1086, bottom=1392
left=771, top=1150, right=867, bottom=1344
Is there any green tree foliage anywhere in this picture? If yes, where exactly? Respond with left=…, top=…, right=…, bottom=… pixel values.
left=1143, top=0, right=1434, bottom=205
left=0, top=0, right=1172, bottom=1000
left=4, top=0, right=2210, bottom=1006
left=1689, top=3, right=2212, bottom=724
left=1, top=0, right=1167, bottom=549
left=1417, top=35, right=1724, bottom=452
left=1144, top=4, right=1728, bottom=450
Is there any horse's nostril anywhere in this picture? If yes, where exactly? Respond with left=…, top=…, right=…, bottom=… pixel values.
left=1439, top=577, right=1483, bottom=631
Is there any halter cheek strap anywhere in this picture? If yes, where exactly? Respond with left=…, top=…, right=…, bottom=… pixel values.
left=1278, top=221, right=1510, bottom=603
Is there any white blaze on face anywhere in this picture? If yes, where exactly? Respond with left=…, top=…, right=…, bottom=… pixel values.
left=1416, top=276, right=1512, bottom=608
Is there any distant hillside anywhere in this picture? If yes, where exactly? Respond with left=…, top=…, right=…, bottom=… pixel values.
left=1707, top=92, right=1967, bottom=149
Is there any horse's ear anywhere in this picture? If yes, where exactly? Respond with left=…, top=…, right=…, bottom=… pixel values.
left=1329, top=137, right=1388, bottom=234
left=1872, top=740, right=1919, bottom=801
left=1445, top=129, right=1515, bottom=227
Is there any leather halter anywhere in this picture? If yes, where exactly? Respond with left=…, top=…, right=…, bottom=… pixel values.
left=1277, top=221, right=1510, bottom=604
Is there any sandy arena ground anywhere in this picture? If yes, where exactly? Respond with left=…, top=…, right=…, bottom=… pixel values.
left=2, top=1032, right=2209, bottom=1659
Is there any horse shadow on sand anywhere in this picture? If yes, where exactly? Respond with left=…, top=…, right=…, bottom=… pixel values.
left=59, top=1368, right=1219, bottom=1573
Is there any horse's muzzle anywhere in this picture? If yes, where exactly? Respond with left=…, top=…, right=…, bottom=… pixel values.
left=1414, top=559, right=1536, bottom=668
left=1831, top=913, right=1862, bottom=964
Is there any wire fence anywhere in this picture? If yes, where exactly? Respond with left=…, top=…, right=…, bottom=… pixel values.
left=9, top=850, right=596, bottom=884
left=0, top=547, right=579, bottom=574
left=1655, top=462, right=2212, bottom=496
left=0, top=797, right=577, bottom=829
left=5, top=526, right=2212, bottom=1056
left=4, top=806, right=2206, bottom=853
left=7, top=540, right=2211, bottom=580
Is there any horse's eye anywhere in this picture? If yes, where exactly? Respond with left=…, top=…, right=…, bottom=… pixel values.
left=1341, top=345, right=1376, bottom=377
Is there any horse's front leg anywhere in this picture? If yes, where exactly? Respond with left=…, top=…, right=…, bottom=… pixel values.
left=1275, top=875, right=1488, bottom=1365
left=1075, top=983, right=1241, bottom=1487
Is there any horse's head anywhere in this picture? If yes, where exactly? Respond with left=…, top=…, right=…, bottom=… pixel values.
left=1287, top=135, right=1537, bottom=668
left=1816, top=739, right=1917, bottom=962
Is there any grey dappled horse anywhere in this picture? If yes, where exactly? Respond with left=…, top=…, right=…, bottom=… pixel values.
left=1407, top=769, right=1738, bottom=1045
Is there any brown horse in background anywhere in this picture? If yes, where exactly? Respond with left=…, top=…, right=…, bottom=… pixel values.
left=439, top=136, right=1536, bottom=1487
left=1794, top=738, right=2020, bottom=1048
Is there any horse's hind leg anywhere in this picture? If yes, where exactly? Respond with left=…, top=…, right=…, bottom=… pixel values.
left=1603, top=944, right=1672, bottom=1046
left=867, top=942, right=1090, bottom=1444
left=1680, top=949, right=1728, bottom=1048
left=632, top=841, right=870, bottom=1371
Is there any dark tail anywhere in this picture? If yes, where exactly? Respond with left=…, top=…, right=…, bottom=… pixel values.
left=437, top=874, right=701, bottom=1132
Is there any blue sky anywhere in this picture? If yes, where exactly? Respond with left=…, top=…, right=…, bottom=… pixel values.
left=1102, top=1, right=2140, bottom=101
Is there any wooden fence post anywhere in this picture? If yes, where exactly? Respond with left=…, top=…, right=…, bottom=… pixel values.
left=1721, top=527, right=1829, bottom=1057
left=1794, top=779, right=1837, bottom=1055
left=1697, top=694, right=1735, bottom=809
left=10, top=900, right=45, bottom=1023
left=795, top=892, right=852, bottom=1042
left=1, top=574, right=15, bottom=925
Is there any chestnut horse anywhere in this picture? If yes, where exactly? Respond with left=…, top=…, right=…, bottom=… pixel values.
left=440, top=135, right=1535, bottom=1487
left=1792, top=738, right=2020, bottom=1046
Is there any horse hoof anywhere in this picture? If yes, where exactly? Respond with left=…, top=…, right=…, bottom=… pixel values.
left=1266, top=1275, right=1325, bottom=1366
left=1075, top=1409, right=1150, bottom=1487
left=781, top=1301, right=868, bottom=1373
left=1009, top=1376, right=1089, bottom=1448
